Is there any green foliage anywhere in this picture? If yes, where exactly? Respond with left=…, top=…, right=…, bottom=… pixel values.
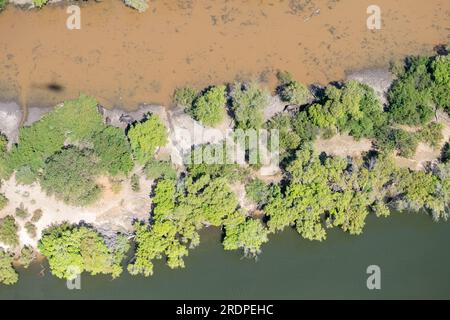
left=8, top=95, right=103, bottom=176
left=0, top=249, right=18, bottom=285
left=128, top=114, right=168, bottom=164
left=417, top=122, right=443, bottom=149
left=223, top=218, right=269, bottom=258
left=123, top=0, right=149, bottom=12
left=40, top=147, right=101, bottom=206
left=265, top=146, right=380, bottom=240
left=130, top=174, right=140, bottom=192
left=0, top=133, right=10, bottom=179
left=15, top=205, right=29, bottom=220
left=0, top=215, right=19, bottom=247
left=15, top=165, right=38, bottom=185
left=191, top=86, right=227, bottom=127
left=19, top=246, right=35, bottom=269
left=187, top=143, right=245, bottom=182
left=431, top=55, right=450, bottom=112
left=91, top=126, right=134, bottom=176
left=278, top=81, right=312, bottom=106
left=33, top=0, right=48, bottom=8
left=376, top=128, right=419, bottom=158
left=144, top=159, right=177, bottom=180
left=387, top=57, right=436, bottom=125
left=308, top=81, right=386, bottom=139
left=0, top=193, right=8, bottom=210
left=173, top=87, right=198, bottom=108
left=152, top=179, right=176, bottom=221
left=25, top=222, right=37, bottom=238
left=230, top=82, right=269, bottom=129
left=245, top=179, right=270, bottom=206
left=38, top=223, right=129, bottom=280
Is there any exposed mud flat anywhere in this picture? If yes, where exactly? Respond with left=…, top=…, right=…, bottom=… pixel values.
left=0, top=0, right=448, bottom=111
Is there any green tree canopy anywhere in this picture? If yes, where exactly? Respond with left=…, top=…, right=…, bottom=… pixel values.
left=191, top=86, right=227, bottom=127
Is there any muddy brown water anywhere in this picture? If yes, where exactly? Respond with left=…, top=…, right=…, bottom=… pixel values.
left=0, top=0, right=448, bottom=111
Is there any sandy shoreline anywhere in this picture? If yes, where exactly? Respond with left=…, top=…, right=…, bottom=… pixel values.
left=1, top=66, right=449, bottom=254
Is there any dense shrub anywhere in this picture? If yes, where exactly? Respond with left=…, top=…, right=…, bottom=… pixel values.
left=173, top=87, right=198, bottom=108
left=279, top=81, right=312, bottom=106
left=0, top=215, right=19, bottom=247
left=91, top=126, right=134, bottom=176
left=387, top=56, right=436, bottom=125
left=245, top=179, right=270, bottom=206
left=230, top=82, right=269, bottom=129
left=19, top=246, right=35, bottom=268
left=223, top=218, right=269, bottom=258
left=128, top=114, right=168, bottom=164
left=40, top=147, right=101, bottom=206
left=25, top=222, right=37, bottom=238
left=38, top=223, right=129, bottom=280
left=191, top=86, right=227, bottom=127
left=8, top=95, right=103, bottom=176
left=0, top=249, right=18, bottom=285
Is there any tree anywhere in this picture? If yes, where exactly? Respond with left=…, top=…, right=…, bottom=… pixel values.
left=91, top=126, right=134, bottom=176
left=40, top=147, right=101, bottom=206
left=38, top=223, right=129, bottom=280
left=0, top=249, right=18, bottom=285
left=8, top=95, right=104, bottom=177
left=191, top=86, right=226, bottom=127
left=431, top=54, right=450, bottom=112
left=128, top=114, right=168, bottom=164
left=230, top=82, right=269, bottom=129
left=387, top=57, right=435, bottom=125
left=245, top=179, right=270, bottom=206
left=223, top=218, right=269, bottom=258
left=173, top=87, right=198, bottom=108
left=278, top=81, right=312, bottom=105
left=0, top=215, right=19, bottom=247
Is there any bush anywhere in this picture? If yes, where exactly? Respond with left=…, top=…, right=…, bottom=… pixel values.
left=123, top=0, right=149, bottom=12
left=245, top=179, right=270, bottom=205
left=417, top=122, right=443, bottom=149
left=40, top=147, right=101, bottom=206
left=230, top=82, right=268, bottom=129
left=0, top=0, right=7, bottom=11
left=173, top=87, right=198, bottom=108
left=15, top=205, right=29, bottom=220
left=38, top=223, right=129, bottom=280
left=144, top=159, right=177, bottom=180
left=25, top=222, right=37, bottom=238
left=0, top=249, right=18, bottom=285
left=0, top=215, right=19, bottom=247
left=31, top=209, right=43, bottom=223
left=128, top=114, right=168, bottom=164
left=8, top=95, right=103, bottom=175
left=130, top=174, right=140, bottom=192
left=387, top=56, right=435, bottom=125
left=0, top=193, right=8, bottom=210
left=278, top=81, right=312, bottom=105
left=91, top=126, right=134, bottom=176
left=15, top=165, right=38, bottom=185
left=19, top=246, right=35, bottom=268
left=191, top=86, right=227, bottom=127
left=33, top=0, right=49, bottom=8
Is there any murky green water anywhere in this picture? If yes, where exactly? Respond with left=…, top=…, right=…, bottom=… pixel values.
left=0, top=212, right=449, bottom=299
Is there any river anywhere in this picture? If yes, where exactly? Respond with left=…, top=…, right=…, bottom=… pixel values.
left=0, top=0, right=448, bottom=110
left=1, top=212, right=449, bottom=299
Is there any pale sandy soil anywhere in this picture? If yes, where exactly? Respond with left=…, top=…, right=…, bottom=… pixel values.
left=395, top=111, right=450, bottom=170
left=314, top=134, right=373, bottom=158
left=0, top=171, right=153, bottom=251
